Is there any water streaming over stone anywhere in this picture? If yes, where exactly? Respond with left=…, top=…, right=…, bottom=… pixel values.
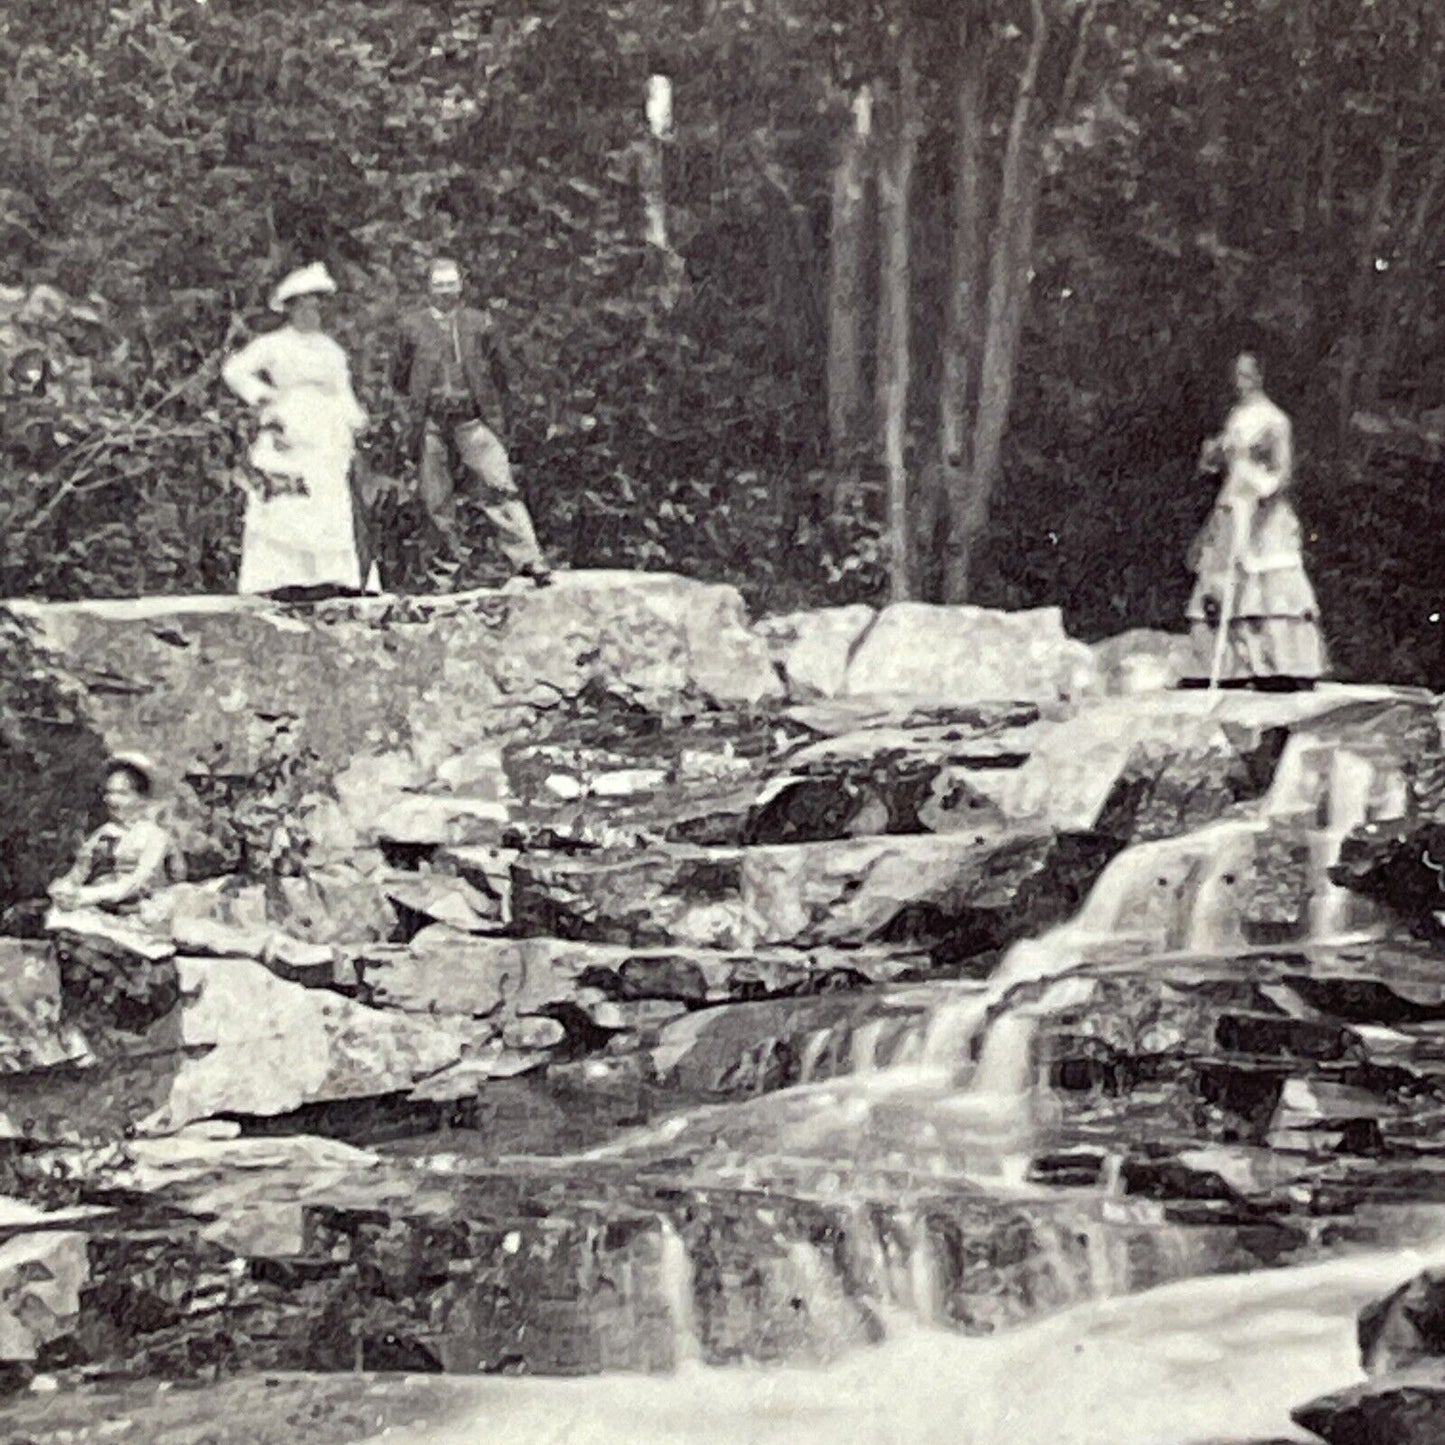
left=657, top=1217, right=704, bottom=1367
left=886, top=722, right=1402, bottom=1088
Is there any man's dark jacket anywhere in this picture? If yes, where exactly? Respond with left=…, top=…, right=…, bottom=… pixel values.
left=392, top=305, right=513, bottom=437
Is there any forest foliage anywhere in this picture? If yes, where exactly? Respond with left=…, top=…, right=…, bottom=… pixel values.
left=3, top=0, right=1445, bottom=686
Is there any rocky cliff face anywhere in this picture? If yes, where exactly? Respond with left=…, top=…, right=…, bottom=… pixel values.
left=3, top=574, right=1445, bottom=1442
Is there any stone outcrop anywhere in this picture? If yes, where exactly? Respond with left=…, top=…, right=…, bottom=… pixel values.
left=1293, top=1365, right=1445, bottom=1445
left=0, top=574, right=781, bottom=885
left=837, top=602, right=1098, bottom=706
left=11, top=577, right=1445, bottom=1425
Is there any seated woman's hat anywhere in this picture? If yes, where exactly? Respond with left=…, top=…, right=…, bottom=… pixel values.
left=104, top=751, right=162, bottom=795
left=269, top=261, right=338, bottom=314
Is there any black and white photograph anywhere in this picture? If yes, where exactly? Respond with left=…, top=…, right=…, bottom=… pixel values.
left=2, top=1, right=1444, bottom=1441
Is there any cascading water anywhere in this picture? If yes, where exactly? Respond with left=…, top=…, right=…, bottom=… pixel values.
left=657, top=1217, right=704, bottom=1367
left=907, top=721, right=1402, bottom=1086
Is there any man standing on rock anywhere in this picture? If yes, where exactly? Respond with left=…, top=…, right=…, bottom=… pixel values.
left=392, top=258, right=552, bottom=590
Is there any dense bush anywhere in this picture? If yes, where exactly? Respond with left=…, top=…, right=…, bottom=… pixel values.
left=2, top=0, right=1443, bottom=685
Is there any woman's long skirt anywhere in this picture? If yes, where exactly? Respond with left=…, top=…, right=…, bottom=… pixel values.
left=1184, top=492, right=1328, bottom=685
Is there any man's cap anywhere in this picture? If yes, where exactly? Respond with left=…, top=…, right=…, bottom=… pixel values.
left=428, top=259, right=463, bottom=288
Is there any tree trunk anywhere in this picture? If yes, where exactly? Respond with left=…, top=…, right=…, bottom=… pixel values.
left=921, top=10, right=985, bottom=599
left=1360, top=146, right=1445, bottom=410
left=877, top=27, right=919, bottom=603
left=827, top=87, right=872, bottom=487
left=640, top=74, right=684, bottom=311
left=942, top=0, right=1048, bottom=604
left=1336, top=131, right=1400, bottom=439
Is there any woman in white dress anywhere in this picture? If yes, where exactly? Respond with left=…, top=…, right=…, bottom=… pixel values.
left=221, top=263, right=369, bottom=598
left=1185, top=353, right=1328, bottom=690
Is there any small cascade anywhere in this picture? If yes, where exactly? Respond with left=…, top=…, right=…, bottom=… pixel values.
left=657, top=1218, right=704, bottom=1367
left=970, top=1010, right=1038, bottom=1100
left=907, top=725, right=1408, bottom=1093
left=1182, top=827, right=1255, bottom=954
left=785, top=1238, right=848, bottom=1325
left=1308, top=747, right=1379, bottom=940
left=847, top=1018, right=889, bottom=1077
left=797, top=1029, right=833, bottom=1086
left=904, top=1211, right=941, bottom=1324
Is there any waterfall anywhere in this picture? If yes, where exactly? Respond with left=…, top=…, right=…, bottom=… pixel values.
left=1308, top=747, right=1378, bottom=940
left=657, top=1218, right=703, bottom=1368
left=912, top=726, right=1402, bottom=1089
left=904, top=1211, right=941, bottom=1324
left=797, top=1029, right=833, bottom=1085
left=848, top=1018, right=889, bottom=1076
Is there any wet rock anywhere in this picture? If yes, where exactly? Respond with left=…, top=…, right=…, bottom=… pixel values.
left=1237, top=824, right=1313, bottom=939
left=1215, top=1012, right=1361, bottom=1063
left=754, top=604, right=876, bottom=699
left=0, top=941, right=83, bottom=1074
left=1095, top=728, right=1285, bottom=844
left=1293, top=1363, right=1445, bottom=1445
left=1, top=575, right=781, bottom=881
left=651, top=993, right=934, bottom=1095
left=0, top=1230, right=87, bottom=1363
left=1361, top=1268, right=1445, bottom=1375
left=1283, top=945, right=1445, bottom=1023
left=1333, top=819, right=1445, bottom=939
left=841, top=603, right=1098, bottom=708
left=138, top=957, right=470, bottom=1133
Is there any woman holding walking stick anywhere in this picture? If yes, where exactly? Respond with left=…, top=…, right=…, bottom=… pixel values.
left=1184, top=353, right=1328, bottom=692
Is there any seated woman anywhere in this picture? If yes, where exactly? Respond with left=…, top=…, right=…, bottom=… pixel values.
left=1184, top=352, right=1329, bottom=691
left=49, top=755, right=333, bottom=974
left=48, top=753, right=179, bottom=917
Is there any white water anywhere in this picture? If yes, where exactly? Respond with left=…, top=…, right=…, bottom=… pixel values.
left=903, top=725, right=1397, bottom=1084
left=368, top=706, right=1431, bottom=1442
left=358, top=1240, right=1445, bottom=1445
left=657, top=1219, right=703, bottom=1367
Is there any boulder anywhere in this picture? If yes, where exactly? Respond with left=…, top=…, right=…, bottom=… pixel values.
left=1092, top=628, right=1194, bottom=695
left=840, top=603, right=1099, bottom=708
left=1333, top=819, right=1445, bottom=939
left=380, top=871, right=502, bottom=934
left=509, top=831, right=1097, bottom=953
left=1293, top=1364, right=1445, bottom=1445
left=0, top=574, right=781, bottom=887
left=162, top=866, right=396, bottom=948
left=1361, top=1268, right=1445, bottom=1376
left=357, top=924, right=570, bottom=1021
left=0, top=1229, right=87, bottom=1363
left=139, top=957, right=470, bottom=1132
left=754, top=605, right=876, bottom=699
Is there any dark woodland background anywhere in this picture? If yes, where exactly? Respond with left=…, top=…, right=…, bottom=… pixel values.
left=3, top=0, right=1445, bottom=686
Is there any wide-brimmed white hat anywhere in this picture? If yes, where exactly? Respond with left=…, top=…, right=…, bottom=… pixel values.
left=104, top=751, right=163, bottom=796
left=269, top=261, right=337, bottom=314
